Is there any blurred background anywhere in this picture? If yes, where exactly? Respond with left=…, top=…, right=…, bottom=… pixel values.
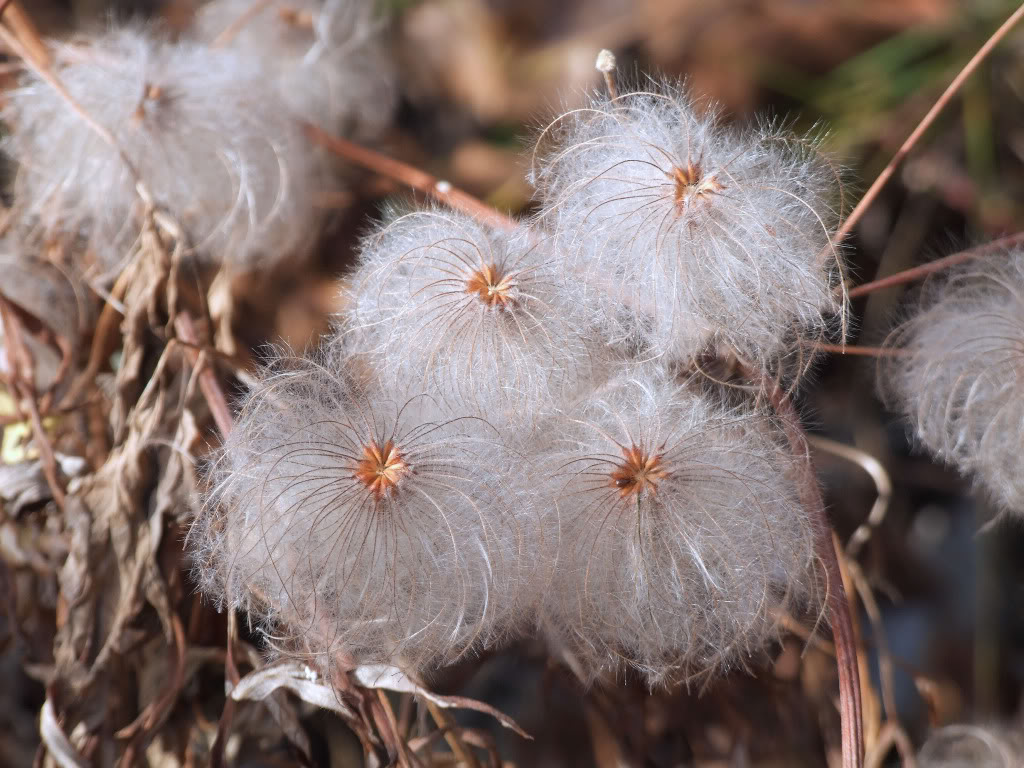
left=6, top=0, right=1024, bottom=765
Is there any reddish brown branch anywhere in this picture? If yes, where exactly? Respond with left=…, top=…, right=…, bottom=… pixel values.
left=754, top=372, right=864, bottom=768
left=304, top=122, right=519, bottom=232
left=173, top=312, right=234, bottom=438
left=813, top=344, right=907, bottom=358
left=0, top=0, right=51, bottom=70
left=835, top=3, right=1024, bottom=245
left=847, top=232, right=1024, bottom=298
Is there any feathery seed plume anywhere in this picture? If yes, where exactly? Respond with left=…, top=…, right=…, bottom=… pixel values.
left=346, top=207, right=608, bottom=426
left=525, top=367, right=820, bottom=687
left=192, top=351, right=524, bottom=672
left=881, top=250, right=1024, bottom=514
left=192, top=0, right=396, bottom=139
left=531, top=80, right=845, bottom=378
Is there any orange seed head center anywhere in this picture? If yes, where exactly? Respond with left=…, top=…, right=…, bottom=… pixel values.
left=465, top=263, right=516, bottom=309
left=609, top=444, right=669, bottom=498
left=354, top=439, right=409, bottom=499
left=671, top=162, right=724, bottom=209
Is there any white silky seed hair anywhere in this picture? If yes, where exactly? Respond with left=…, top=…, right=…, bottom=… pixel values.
left=345, top=206, right=610, bottom=427
left=881, top=250, right=1024, bottom=514
left=191, top=350, right=526, bottom=674
left=191, top=0, right=396, bottom=140
left=524, top=367, right=820, bottom=688
left=3, top=27, right=324, bottom=275
left=530, top=81, right=846, bottom=379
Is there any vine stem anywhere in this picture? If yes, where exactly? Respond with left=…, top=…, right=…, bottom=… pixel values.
left=835, top=1, right=1024, bottom=247
left=847, top=231, right=1024, bottom=298
left=303, top=122, right=519, bottom=231
left=174, top=312, right=234, bottom=437
left=759, top=376, right=865, bottom=768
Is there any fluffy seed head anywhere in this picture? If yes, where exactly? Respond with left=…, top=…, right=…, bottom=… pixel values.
left=881, top=251, right=1024, bottom=514
left=3, top=27, right=325, bottom=275
left=526, top=367, right=820, bottom=687
left=191, top=351, right=524, bottom=673
left=191, top=0, right=396, bottom=139
left=346, top=207, right=608, bottom=426
left=530, top=81, right=846, bottom=379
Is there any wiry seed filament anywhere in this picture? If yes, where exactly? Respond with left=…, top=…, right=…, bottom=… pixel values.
left=354, top=439, right=409, bottom=499
left=465, top=263, right=516, bottom=309
left=609, top=444, right=669, bottom=498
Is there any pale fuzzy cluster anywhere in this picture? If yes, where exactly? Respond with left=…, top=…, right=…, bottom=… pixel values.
left=198, top=75, right=832, bottom=683
left=3, top=27, right=325, bottom=275
left=191, top=0, right=396, bottom=140
left=881, top=251, right=1024, bottom=514
left=193, top=352, right=526, bottom=671
left=531, top=83, right=845, bottom=376
left=918, top=724, right=1024, bottom=768
left=525, top=368, right=819, bottom=686
left=346, top=208, right=608, bottom=426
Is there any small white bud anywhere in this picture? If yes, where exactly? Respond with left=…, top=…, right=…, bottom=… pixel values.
left=595, top=49, right=616, bottom=74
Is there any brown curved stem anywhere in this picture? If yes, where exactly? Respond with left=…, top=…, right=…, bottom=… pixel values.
left=303, top=122, right=519, bottom=232
left=847, top=231, right=1024, bottom=298
left=835, top=2, right=1024, bottom=246
left=173, top=312, right=234, bottom=438
left=755, top=373, right=864, bottom=768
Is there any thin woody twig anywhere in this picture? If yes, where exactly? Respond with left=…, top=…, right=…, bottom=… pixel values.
left=303, top=122, right=518, bottom=231
left=812, top=344, right=907, bottom=357
left=427, top=701, right=482, bottom=768
left=835, top=2, right=1024, bottom=246
left=847, top=232, right=1024, bottom=298
left=212, top=0, right=275, bottom=48
left=864, top=721, right=918, bottom=768
left=0, top=0, right=50, bottom=70
left=174, top=312, right=234, bottom=438
left=750, top=371, right=864, bottom=768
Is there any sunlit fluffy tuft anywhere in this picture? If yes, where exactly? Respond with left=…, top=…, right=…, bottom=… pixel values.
left=191, top=350, right=525, bottom=673
left=346, top=207, right=609, bottom=426
left=530, top=81, right=846, bottom=378
left=191, top=0, right=396, bottom=139
left=524, top=367, right=820, bottom=687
